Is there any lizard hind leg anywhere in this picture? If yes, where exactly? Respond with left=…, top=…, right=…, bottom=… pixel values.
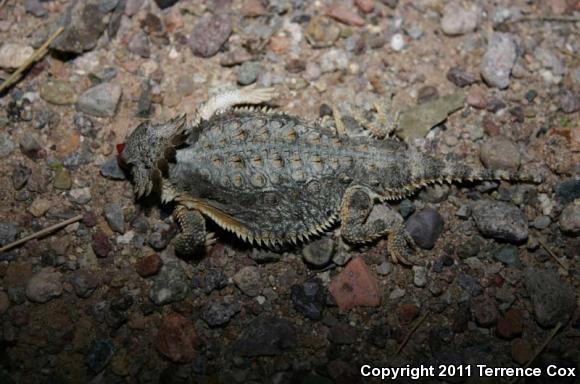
left=196, top=86, right=277, bottom=121
left=340, top=185, right=421, bottom=265
left=173, top=205, right=214, bottom=257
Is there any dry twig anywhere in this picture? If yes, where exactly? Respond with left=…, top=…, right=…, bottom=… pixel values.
left=509, top=322, right=563, bottom=384
left=0, top=26, right=64, bottom=94
left=511, top=15, right=580, bottom=23
left=0, top=214, right=83, bottom=253
left=395, top=310, right=430, bottom=356
left=537, top=237, right=569, bottom=272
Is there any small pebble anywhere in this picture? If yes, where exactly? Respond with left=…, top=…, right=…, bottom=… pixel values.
left=28, top=197, right=52, bottom=217
left=302, top=237, right=335, bottom=267
left=412, top=265, right=427, bottom=287
left=100, top=157, right=126, bottom=180
left=19, top=134, right=42, bottom=160
left=0, top=43, right=34, bottom=70
left=305, top=16, right=340, bottom=48
left=104, top=203, right=125, bottom=234
left=201, top=300, right=241, bottom=327
left=447, top=67, right=478, bottom=87
left=70, top=187, right=92, bottom=204
left=405, top=208, right=444, bottom=249
left=472, top=200, right=528, bottom=243
left=149, top=261, right=189, bottom=305
left=40, top=80, right=77, bottom=105
left=479, top=136, right=520, bottom=171
left=326, top=4, right=365, bottom=26
left=559, top=201, right=580, bottom=234
left=441, top=3, right=480, bottom=35
left=291, top=278, right=326, bottom=320
left=189, top=14, right=232, bottom=58
left=71, top=270, right=100, bottom=298
left=53, top=168, right=72, bottom=190
left=319, top=49, right=348, bottom=73
left=128, top=30, right=151, bottom=58
left=390, top=33, right=405, bottom=52
left=135, top=253, right=162, bottom=278
left=237, top=61, right=261, bottom=86
left=0, top=132, right=15, bottom=158
left=233, top=266, right=262, bottom=297
left=494, top=245, right=520, bottom=266
left=92, top=232, right=112, bottom=258
left=376, top=261, right=392, bottom=276
left=558, top=89, right=580, bottom=114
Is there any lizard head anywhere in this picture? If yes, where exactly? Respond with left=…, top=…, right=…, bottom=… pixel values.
left=119, top=114, right=187, bottom=198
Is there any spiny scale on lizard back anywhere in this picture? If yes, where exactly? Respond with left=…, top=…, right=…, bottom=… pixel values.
left=178, top=110, right=377, bottom=190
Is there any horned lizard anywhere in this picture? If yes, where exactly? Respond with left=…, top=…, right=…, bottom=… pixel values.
left=120, top=87, right=533, bottom=265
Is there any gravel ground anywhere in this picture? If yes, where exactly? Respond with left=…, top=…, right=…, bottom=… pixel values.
left=0, top=1, right=579, bottom=383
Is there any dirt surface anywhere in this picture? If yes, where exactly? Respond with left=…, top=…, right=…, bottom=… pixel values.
left=0, top=0, right=579, bottom=383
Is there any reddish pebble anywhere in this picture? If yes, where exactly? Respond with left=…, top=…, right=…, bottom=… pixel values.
left=398, top=303, right=420, bottom=324
left=467, top=86, right=488, bottom=109
left=91, top=232, right=112, bottom=258
left=473, top=295, right=499, bottom=327
left=326, top=4, right=366, bottom=27
left=242, top=0, right=267, bottom=16
left=82, top=211, right=97, bottom=227
left=496, top=308, right=524, bottom=339
left=135, top=253, right=162, bottom=278
left=355, top=0, right=374, bottom=13
left=155, top=313, right=197, bottom=363
left=483, top=115, right=501, bottom=137
left=511, top=338, right=533, bottom=365
left=269, top=35, right=289, bottom=54
left=328, top=257, right=381, bottom=310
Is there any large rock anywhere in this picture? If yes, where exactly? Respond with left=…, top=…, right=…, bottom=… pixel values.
left=189, top=14, right=232, bottom=58
left=480, top=136, right=521, bottom=171
left=148, top=261, right=189, bottom=305
left=405, top=208, right=444, bottom=249
left=480, top=33, right=517, bottom=89
left=559, top=201, right=580, bottom=234
left=328, top=257, right=381, bottom=310
left=471, top=200, right=528, bottom=243
left=155, top=313, right=197, bottom=363
left=441, top=2, right=480, bottom=36
left=50, top=0, right=112, bottom=54
left=525, top=268, right=576, bottom=328
left=26, top=268, right=63, bottom=303
left=0, top=43, right=33, bottom=70
left=77, top=83, right=122, bottom=118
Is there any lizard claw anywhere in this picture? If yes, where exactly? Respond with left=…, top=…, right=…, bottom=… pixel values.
left=387, top=224, right=422, bottom=266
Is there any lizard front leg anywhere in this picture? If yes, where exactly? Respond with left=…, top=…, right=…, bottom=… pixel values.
left=173, top=205, right=216, bottom=257
left=339, top=185, right=420, bottom=265
left=330, top=95, right=400, bottom=139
